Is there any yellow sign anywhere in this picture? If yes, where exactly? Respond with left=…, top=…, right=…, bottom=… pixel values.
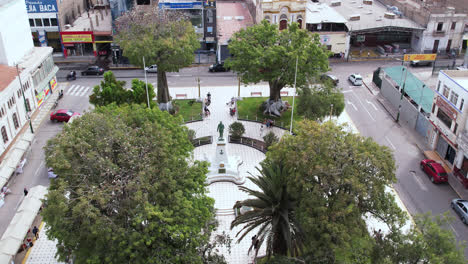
left=62, top=34, right=92, bottom=43
left=404, top=54, right=437, bottom=61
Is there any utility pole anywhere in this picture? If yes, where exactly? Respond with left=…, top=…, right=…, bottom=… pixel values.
left=396, top=65, right=408, bottom=123
left=15, top=64, right=34, bottom=134
left=142, top=57, right=150, bottom=108
left=289, top=56, right=298, bottom=135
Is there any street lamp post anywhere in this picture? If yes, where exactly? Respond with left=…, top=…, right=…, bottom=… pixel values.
left=15, top=64, right=34, bottom=134
left=289, top=56, right=298, bottom=135
left=142, top=57, right=150, bottom=108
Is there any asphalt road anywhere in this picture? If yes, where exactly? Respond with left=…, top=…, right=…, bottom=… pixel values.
left=1, top=60, right=466, bottom=258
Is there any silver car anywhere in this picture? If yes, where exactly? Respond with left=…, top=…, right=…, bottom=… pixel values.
left=451, top=199, right=468, bottom=225
left=145, top=65, right=158, bottom=73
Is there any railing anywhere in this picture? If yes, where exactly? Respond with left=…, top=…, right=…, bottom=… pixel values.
left=229, top=136, right=267, bottom=153
left=192, top=136, right=212, bottom=147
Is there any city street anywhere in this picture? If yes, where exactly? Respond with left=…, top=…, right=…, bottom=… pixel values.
left=2, top=60, right=467, bottom=258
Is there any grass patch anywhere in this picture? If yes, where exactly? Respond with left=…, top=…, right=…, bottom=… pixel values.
left=174, top=99, right=202, bottom=122
left=237, top=96, right=303, bottom=130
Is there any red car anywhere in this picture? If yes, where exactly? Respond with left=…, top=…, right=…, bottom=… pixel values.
left=50, top=109, right=80, bottom=122
left=420, top=159, right=448, bottom=183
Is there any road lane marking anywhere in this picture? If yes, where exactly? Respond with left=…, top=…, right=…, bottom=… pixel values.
left=366, top=99, right=378, bottom=111
left=352, top=92, right=375, bottom=121
left=71, top=86, right=82, bottom=96
left=66, top=85, right=78, bottom=95
left=449, top=223, right=458, bottom=237
left=346, top=100, right=357, bottom=111
left=342, top=90, right=353, bottom=93
left=34, top=161, right=45, bottom=178
left=410, top=170, right=428, bottom=191
left=385, top=136, right=396, bottom=150
left=79, top=87, right=90, bottom=97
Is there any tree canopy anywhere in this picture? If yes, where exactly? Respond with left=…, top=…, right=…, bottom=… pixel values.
left=42, top=104, right=218, bottom=263
left=114, top=6, right=200, bottom=110
left=296, top=82, right=345, bottom=121
left=89, top=71, right=156, bottom=108
left=225, top=21, right=329, bottom=116
left=265, top=120, right=407, bottom=262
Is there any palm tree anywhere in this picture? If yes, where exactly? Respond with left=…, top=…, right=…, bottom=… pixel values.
left=231, top=161, right=303, bottom=258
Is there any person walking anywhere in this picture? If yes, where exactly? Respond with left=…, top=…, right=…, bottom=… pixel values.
left=23, top=187, right=28, bottom=196
left=32, top=226, right=39, bottom=239
left=260, top=125, right=264, bottom=137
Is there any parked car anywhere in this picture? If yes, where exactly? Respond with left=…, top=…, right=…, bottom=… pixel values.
left=451, top=199, right=468, bottom=225
left=145, top=65, right=158, bottom=73
left=420, top=159, right=448, bottom=183
left=456, top=66, right=468, bottom=71
left=321, top=74, right=339, bottom=86
left=81, top=66, right=104, bottom=76
left=50, top=109, right=80, bottom=122
left=410, top=60, right=432, bottom=67
left=348, top=74, right=363, bottom=86
left=209, top=62, right=229, bottom=72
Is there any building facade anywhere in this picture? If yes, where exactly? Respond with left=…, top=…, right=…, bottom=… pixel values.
left=0, top=0, right=58, bottom=156
left=259, top=0, right=306, bottom=30
left=428, top=70, right=468, bottom=188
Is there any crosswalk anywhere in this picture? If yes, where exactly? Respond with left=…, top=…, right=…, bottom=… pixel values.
left=65, top=84, right=93, bottom=97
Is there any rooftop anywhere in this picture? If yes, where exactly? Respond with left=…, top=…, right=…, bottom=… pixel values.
left=306, top=2, right=347, bottom=24
left=17, top=47, right=53, bottom=72
left=322, top=0, right=424, bottom=32
left=216, top=2, right=254, bottom=45
left=63, top=7, right=112, bottom=33
left=442, top=70, right=468, bottom=90
left=0, top=65, right=18, bottom=93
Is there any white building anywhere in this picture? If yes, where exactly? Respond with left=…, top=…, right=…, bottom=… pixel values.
left=428, top=70, right=468, bottom=189
left=0, top=0, right=58, bottom=156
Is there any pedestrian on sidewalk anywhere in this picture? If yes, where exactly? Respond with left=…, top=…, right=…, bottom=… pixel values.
left=24, top=187, right=28, bottom=196
left=204, top=105, right=210, bottom=117
left=260, top=125, right=264, bottom=137
left=32, top=226, right=39, bottom=239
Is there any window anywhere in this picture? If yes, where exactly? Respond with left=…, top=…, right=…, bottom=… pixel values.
left=451, top=22, right=456, bottom=30
left=1, top=126, right=8, bottom=143
left=437, top=108, right=452, bottom=128
left=50, top=18, right=57, bottom=26
left=12, top=113, right=19, bottom=129
left=207, top=10, right=213, bottom=23
left=437, top=22, right=443, bottom=31
left=437, top=81, right=441, bottom=92
left=460, top=99, right=464, bottom=111
left=264, top=16, right=271, bottom=22
left=443, top=85, right=450, bottom=98
left=25, top=99, right=31, bottom=112
left=207, top=26, right=213, bottom=33
left=454, top=123, right=458, bottom=134
left=43, top=18, right=50, bottom=27
left=29, top=19, right=35, bottom=27
left=34, top=18, right=42, bottom=27
left=450, top=91, right=458, bottom=105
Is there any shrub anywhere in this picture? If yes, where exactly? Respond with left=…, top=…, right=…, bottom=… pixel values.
left=229, top=122, right=245, bottom=139
left=263, top=131, right=279, bottom=150
left=188, top=129, right=196, bottom=142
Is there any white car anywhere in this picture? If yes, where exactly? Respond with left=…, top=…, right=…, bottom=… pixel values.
left=348, top=74, right=363, bottom=86
left=144, top=65, right=158, bottom=73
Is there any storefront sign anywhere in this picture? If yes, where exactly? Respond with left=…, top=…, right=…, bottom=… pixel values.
left=403, top=54, right=437, bottom=61
left=158, top=2, right=202, bottom=9
left=49, top=77, right=57, bottom=91
left=436, top=96, right=457, bottom=120
left=61, top=33, right=93, bottom=43
left=25, top=0, right=57, bottom=13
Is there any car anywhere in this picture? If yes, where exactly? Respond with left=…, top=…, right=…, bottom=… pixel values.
left=348, top=74, right=363, bottom=86
left=320, top=74, right=339, bottom=86
left=410, top=60, right=432, bottom=67
left=81, top=66, right=104, bottom=76
left=456, top=65, right=468, bottom=71
left=451, top=199, right=468, bottom=225
left=50, top=109, right=80, bottom=122
left=144, top=65, right=158, bottom=73
left=209, top=62, right=229, bottom=72
left=420, top=159, right=448, bottom=183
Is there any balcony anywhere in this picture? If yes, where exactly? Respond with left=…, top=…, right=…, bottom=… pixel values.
left=430, top=115, right=457, bottom=144
left=432, top=30, right=445, bottom=37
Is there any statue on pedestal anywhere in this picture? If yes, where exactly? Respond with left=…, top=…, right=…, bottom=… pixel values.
left=217, top=121, right=225, bottom=140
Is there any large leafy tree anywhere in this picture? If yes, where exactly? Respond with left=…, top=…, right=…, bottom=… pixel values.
left=265, top=120, right=407, bottom=262
left=42, top=104, right=217, bottom=263
left=114, top=5, right=200, bottom=111
left=231, top=161, right=302, bottom=258
left=225, top=21, right=329, bottom=116
left=296, top=82, right=345, bottom=121
left=89, top=71, right=156, bottom=107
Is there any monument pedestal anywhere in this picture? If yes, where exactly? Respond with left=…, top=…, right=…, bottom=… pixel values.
left=205, top=137, right=244, bottom=185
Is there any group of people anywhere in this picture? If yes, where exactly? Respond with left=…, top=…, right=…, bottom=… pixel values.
left=204, top=92, right=211, bottom=117
left=263, top=118, right=275, bottom=128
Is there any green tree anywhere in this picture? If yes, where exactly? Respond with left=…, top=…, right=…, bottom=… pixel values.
left=43, top=104, right=218, bottom=264
left=225, top=21, right=329, bottom=116
left=231, top=161, right=303, bottom=258
left=228, top=122, right=245, bottom=139
left=265, top=120, right=407, bottom=262
left=296, top=82, right=345, bottom=121
left=114, top=5, right=200, bottom=111
left=377, top=212, right=467, bottom=264
left=89, top=72, right=156, bottom=107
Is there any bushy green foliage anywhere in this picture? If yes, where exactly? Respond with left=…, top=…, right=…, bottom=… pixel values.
left=263, top=131, right=279, bottom=150
left=228, top=122, right=245, bottom=139
left=297, top=82, right=345, bottom=121
left=43, top=104, right=218, bottom=264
